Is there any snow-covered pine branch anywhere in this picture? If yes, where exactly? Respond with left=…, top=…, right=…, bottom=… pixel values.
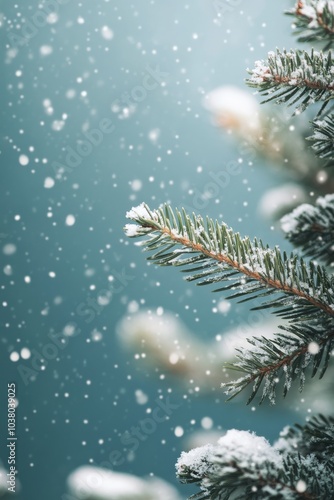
left=124, top=2, right=334, bottom=497
left=125, top=204, right=334, bottom=403
left=247, top=49, right=334, bottom=115
left=275, top=414, right=334, bottom=462
left=287, top=1, right=334, bottom=50
left=176, top=417, right=334, bottom=499
left=125, top=203, right=334, bottom=320
left=222, top=318, right=334, bottom=403
left=281, top=193, right=334, bottom=266
left=308, top=112, right=334, bottom=160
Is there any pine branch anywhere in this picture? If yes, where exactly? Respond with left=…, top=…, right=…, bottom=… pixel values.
left=125, top=203, right=334, bottom=321
left=176, top=427, right=334, bottom=499
left=281, top=194, right=334, bottom=266
left=280, top=454, right=334, bottom=499
left=176, top=430, right=283, bottom=500
left=246, top=49, right=334, bottom=114
left=222, top=319, right=334, bottom=404
left=125, top=204, right=334, bottom=403
left=308, top=113, right=334, bottom=160
left=276, top=414, right=334, bottom=463
left=287, top=1, right=334, bottom=50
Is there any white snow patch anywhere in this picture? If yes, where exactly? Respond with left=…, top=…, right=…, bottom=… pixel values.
left=217, top=429, right=282, bottom=467
left=259, top=183, right=308, bottom=221
left=124, top=224, right=141, bottom=237
left=202, top=86, right=261, bottom=136
left=177, top=429, right=282, bottom=482
left=316, top=192, right=334, bottom=208
left=126, top=203, right=152, bottom=220
left=176, top=444, right=214, bottom=477
left=67, top=465, right=182, bottom=499
left=281, top=203, right=316, bottom=233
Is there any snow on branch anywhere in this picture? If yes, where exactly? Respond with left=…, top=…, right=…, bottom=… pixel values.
left=223, top=318, right=334, bottom=403
left=247, top=49, right=334, bottom=115
left=281, top=194, right=334, bottom=266
left=274, top=414, right=334, bottom=462
left=287, top=1, right=334, bottom=49
left=308, top=113, right=334, bottom=160
left=125, top=204, right=334, bottom=403
left=176, top=419, right=334, bottom=499
left=125, top=203, right=334, bottom=320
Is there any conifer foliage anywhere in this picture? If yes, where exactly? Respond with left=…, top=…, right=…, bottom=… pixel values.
left=287, top=1, right=334, bottom=49
left=125, top=1, right=334, bottom=498
left=176, top=415, right=334, bottom=499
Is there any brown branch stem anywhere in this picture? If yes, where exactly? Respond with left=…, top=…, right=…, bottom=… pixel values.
left=272, top=74, right=334, bottom=91
left=152, top=225, right=334, bottom=317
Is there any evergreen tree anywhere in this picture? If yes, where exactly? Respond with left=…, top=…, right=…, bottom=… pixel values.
left=125, top=2, right=334, bottom=498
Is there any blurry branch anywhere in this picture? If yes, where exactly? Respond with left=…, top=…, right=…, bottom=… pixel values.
left=281, top=193, right=334, bottom=267
left=117, top=309, right=280, bottom=393
left=117, top=308, right=334, bottom=413
left=202, top=86, right=334, bottom=201
left=309, top=113, right=334, bottom=160
left=66, top=466, right=182, bottom=500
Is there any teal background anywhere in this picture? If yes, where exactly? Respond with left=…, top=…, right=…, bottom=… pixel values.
left=0, top=1, right=300, bottom=499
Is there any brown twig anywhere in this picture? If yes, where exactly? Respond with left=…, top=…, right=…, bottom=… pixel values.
left=153, top=225, right=334, bottom=317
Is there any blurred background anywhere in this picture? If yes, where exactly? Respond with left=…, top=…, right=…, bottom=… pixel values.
left=0, top=1, right=314, bottom=498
